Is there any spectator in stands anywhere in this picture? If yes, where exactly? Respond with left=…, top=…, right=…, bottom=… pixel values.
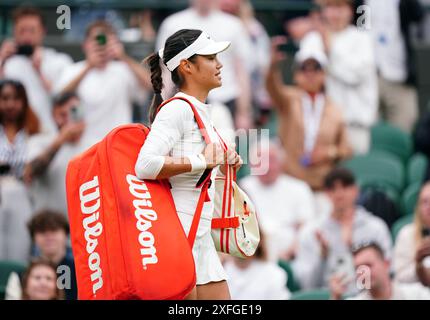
left=0, top=79, right=38, bottom=263
left=24, top=92, right=85, bottom=215
left=223, top=230, right=291, bottom=299
left=240, top=139, right=316, bottom=261
left=292, top=168, right=392, bottom=294
left=156, top=0, right=253, bottom=129
left=0, top=80, right=40, bottom=179
left=300, top=0, right=378, bottom=155
left=21, top=259, right=64, bottom=300
left=394, top=182, right=430, bottom=286
left=0, top=6, right=73, bottom=133
left=284, top=1, right=318, bottom=44
left=221, top=0, right=272, bottom=125
left=360, top=0, right=424, bottom=133
left=55, top=20, right=151, bottom=148
left=266, top=36, right=351, bottom=216
left=27, top=210, right=77, bottom=300
left=330, top=242, right=430, bottom=300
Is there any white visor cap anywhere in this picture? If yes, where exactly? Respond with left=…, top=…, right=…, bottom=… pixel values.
left=159, top=31, right=231, bottom=72
left=294, top=49, right=328, bottom=68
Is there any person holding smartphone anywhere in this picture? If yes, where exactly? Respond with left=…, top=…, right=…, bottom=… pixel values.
left=0, top=6, right=73, bottom=133
left=55, top=20, right=151, bottom=149
left=24, top=91, right=84, bottom=215
left=292, top=168, right=392, bottom=293
left=330, top=243, right=430, bottom=300
left=265, top=35, right=352, bottom=218
left=394, top=182, right=430, bottom=286
left=300, top=0, right=377, bottom=155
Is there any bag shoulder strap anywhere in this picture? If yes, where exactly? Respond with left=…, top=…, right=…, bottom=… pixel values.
left=157, top=96, right=212, bottom=248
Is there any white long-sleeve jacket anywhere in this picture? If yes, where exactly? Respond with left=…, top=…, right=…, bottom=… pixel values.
left=135, top=92, right=222, bottom=237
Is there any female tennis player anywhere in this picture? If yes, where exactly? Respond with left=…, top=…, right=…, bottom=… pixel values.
left=135, top=29, right=242, bottom=300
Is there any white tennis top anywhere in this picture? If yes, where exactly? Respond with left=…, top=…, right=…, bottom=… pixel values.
left=135, top=92, right=222, bottom=237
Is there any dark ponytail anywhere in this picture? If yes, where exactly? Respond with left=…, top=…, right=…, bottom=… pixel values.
left=144, top=52, right=164, bottom=124
left=144, top=29, right=203, bottom=124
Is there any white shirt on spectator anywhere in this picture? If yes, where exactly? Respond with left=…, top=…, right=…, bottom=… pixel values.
left=224, top=259, right=291, bottom=300
left=365, top=0, right=408, bottom=82
left=300, top=26, right=378, bottom=128
left=55, top=60, right=147, bottom=149
left=348, top=282, right=430, bottom=300
left=3, top=47, right=73, bottom=133
left=27, top=132, right=82, bottom=216
left=156, top=8, right=253, bottom=104
left=393, top=223, right=419, bottom=283
left=240, top=174, right=316, bottom=261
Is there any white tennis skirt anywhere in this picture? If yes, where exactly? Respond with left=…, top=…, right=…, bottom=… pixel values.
left=178, top=212, right=228, bottom=285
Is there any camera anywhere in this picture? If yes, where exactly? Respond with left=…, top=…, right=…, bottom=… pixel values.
left=0, top=163, right=11, bottom=176
left=16, top=44, right=34, bottom=57
left=95, top=33, right=107, bottom=46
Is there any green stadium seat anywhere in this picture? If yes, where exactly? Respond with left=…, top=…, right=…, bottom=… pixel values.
left=407, top=153, right=428, bottom=186
left=290, top=289, right=331, bottom=300
left=342, top=151, right=405, bottom=194
left=391, top=214, right=414, bottom=242
left=401, top=182, right=421, bottom=216
left=0, top=260, right=27, bottom=300
left=278, top=260, right=301, bottom=293
left=370, top=122, right=413, bottom=164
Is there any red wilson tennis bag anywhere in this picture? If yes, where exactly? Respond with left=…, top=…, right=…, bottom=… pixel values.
left=66, top=98, right=211, bottom=300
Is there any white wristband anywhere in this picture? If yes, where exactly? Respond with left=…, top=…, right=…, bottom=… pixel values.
left=188, top=154, right=207, bottom=172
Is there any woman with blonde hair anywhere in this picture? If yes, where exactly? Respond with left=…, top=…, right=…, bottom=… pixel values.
left=394, top=182, right=430, bottom=285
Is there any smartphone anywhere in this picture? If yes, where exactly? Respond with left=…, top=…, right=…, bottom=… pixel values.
left=0, top=163, right=11, bottom=175
left=16, top=44, right=34, bottom=57
left=332, top=255, right=355, bottom=283
left=70, top=105, right=84, bottom=122
left=95, top=33, right=107, bottom=46
left=422, top=228, right=430, bottom=238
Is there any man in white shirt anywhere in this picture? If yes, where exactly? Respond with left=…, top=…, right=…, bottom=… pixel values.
left=363, top=0, right=423, bottom=133
left=240, top=139, right=316, bottom=262
left=330, top=242, right=430, bottom=300
left=300, top=0, right=378, bottom=155
left=156, top=0, right=253, bottom=129
left=292, top=167, right=392, bottom=293
left=0, top=6, right=73, bottom=133
left=55, top=20, right=151, bottom=149
left=24, top=92, right=85, bottom=216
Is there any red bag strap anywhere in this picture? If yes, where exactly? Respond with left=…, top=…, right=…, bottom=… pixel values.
left=156, top=96, right=212, bottom=248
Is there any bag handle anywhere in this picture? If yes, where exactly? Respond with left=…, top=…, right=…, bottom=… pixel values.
left=213, top=127, right=237, bottom=183
left=156, top=96, right=213, bottom=248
